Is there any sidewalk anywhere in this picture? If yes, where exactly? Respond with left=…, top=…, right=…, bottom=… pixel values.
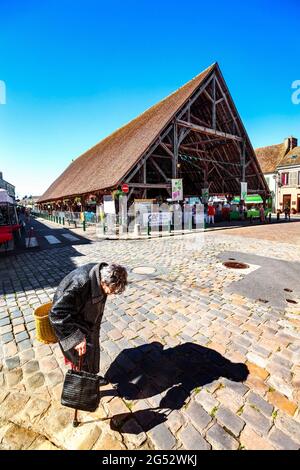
left=33, top=214, right=300, bottom=242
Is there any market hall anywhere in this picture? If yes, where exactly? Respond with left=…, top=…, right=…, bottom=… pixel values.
left=38, top=63, right=269, bottom=219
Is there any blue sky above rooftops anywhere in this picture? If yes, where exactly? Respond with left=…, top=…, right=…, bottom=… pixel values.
left=0, top=0, right=299, bottom=196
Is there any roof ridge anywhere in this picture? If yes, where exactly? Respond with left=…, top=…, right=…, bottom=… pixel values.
left=255, top=142, right=284, bottom=151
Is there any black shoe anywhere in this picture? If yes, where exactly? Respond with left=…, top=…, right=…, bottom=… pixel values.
left=98, top=375, right=108, bottom=386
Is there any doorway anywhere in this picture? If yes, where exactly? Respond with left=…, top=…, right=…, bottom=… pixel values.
left=282, top=195, right=291, bottom=209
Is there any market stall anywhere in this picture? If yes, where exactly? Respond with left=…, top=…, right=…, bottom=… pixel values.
left=230, top=194, right=271, bottom=220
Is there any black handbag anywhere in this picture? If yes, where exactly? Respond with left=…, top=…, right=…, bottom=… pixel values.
left=61, top=355, right=100, bottom=423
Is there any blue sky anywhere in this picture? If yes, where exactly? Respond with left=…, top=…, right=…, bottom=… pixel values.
left=0, top=0, right=299, bottom=197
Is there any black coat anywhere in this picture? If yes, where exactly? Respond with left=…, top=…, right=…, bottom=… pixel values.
left=49, top=262, right=108, bottom=373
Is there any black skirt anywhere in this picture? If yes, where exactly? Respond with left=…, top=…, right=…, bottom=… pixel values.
left=60, top=330, right=100, bottom=374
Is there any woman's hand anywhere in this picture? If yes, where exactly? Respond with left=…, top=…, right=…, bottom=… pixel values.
left=75, top=338, right=86, bottom=356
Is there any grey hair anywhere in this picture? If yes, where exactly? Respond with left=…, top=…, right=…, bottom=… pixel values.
left=100, top=264, right=128, bottom=294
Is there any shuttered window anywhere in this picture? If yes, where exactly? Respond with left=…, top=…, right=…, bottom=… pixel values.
left=281, top=173, right=289, bottom=185
left=289, top=171, right=298, bottom=186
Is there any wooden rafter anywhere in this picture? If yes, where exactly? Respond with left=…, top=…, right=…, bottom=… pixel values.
left=177, top=119, right=243, bottom=143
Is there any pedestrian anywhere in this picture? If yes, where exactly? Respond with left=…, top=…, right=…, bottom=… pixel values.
left=49, top=263, right=128, bottom=382
left=259, top=204, right=265, bottom=223
left=239, top=203, right=244, bottom=220
left=277, top=209, right=280, bottom=221
left=284, top=205, right=291, bottom=221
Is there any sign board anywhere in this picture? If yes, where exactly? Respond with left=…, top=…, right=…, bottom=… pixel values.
left=172, top=179, right=183, bottom=201
left=143, top=212, right=171, bottom=226
left=134, top=199, right=156, bottom=203
left=122, top=183, right=129, bottom=193
left=188, top=197, right=201, bottom=205
left=241, top=182, right=247, bottom=201
left=103, top=195, right=115, bottom=214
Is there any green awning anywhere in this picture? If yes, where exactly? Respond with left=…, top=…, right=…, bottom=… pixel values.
left=231, top=195, right=263, bottom=204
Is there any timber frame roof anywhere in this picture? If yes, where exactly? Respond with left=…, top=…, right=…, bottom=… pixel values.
left=39, top=63, right=269, bottom=203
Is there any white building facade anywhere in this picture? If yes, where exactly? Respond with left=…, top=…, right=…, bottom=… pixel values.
left=256, top=136, right=300, bottom=213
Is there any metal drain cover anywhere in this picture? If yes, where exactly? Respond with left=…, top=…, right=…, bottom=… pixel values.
left=223, top=261, right=250, bottom=269
left=132, top=266, right=156, bottom=275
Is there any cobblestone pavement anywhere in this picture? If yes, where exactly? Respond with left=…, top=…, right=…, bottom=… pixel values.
left=0, top=226, right=300, bottom=450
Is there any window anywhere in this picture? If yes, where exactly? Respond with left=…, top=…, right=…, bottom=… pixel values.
left=281, top=173, right=289, bottom=185
left=290, top=171, right=298, bottom=186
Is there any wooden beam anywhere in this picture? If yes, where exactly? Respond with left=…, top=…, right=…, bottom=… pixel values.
left=159, top=141, right=174, bottom=158
left=178, top=127, right=190, bottom=145
left=173, top=121, right=179, bottom=178
left=177, top=119, right=243, bottom=142
left=190, top=114, right=210, bottom=127
left=215, top=75, right=242, bottom=138
left=143, top=160, right=147, bottom=184
left=204, top=90, right=213, bottom=102
left=177, top=73, right=214, bottom=120
left=179, top=153, right=241, bottom=167
left=124, top=119, right=175, bottom=182
left=241, top=140, right=246, bottom=181
left=128, top=188, right=135, bottom=200
left=149, top=158, right=170, bottom=182
left=212, top=75, right=216, bottom=130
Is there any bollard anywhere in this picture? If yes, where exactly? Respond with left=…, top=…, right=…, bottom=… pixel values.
left=74, top=221, right=77, bottom=228
left=59, top=216, right=61, bottom=225
left=83, top=219, right=86, bottom=231
left=147, top=220, right=151, bottom=236
left=62, top=217, right=65, bottom=225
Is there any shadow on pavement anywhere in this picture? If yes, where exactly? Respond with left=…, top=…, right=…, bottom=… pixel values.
left=106, top=341, right=249, bottom=433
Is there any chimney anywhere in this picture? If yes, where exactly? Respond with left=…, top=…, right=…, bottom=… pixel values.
left=284, top=136, right=298, bottom=153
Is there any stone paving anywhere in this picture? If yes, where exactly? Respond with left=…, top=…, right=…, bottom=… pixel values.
left=0, top=226, right=300, bottom=450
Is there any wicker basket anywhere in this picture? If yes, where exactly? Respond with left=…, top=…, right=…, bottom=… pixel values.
left=34, top=302, right=58, bottom=344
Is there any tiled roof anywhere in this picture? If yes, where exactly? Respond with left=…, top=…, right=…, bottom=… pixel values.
left=255, top=143, right=286, bottom=173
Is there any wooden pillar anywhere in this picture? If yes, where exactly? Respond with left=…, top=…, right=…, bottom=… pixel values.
left=212, top=75, right=216, bottom=130
left=241, top=140, right=246, bottom=182
left=143, top=161, right=147, bottom=198
left=173, top=121, right=178, bottom=179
